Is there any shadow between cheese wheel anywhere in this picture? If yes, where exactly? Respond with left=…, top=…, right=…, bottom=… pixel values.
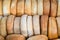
left=11, top=0, right=17, bottom=16
left=7, top=15, right=15, bottom=34
left=25, top=0, right=32, bottom=15
left=17, top=0, right=24, bottom=16
left=0, top=16, right=7, bottom=37
left=6, top=34, right=25, bottom=40
left=27, top=35, right=48, bottom=40
left=50, top=0, right=58, bottom=17
left=41, top=15, right=48, bottom=36
left=48, top=17, right=58, bottom=39
left=21, top=15, right=28, bottom=37
left=3, top=0, right=11, bottom=16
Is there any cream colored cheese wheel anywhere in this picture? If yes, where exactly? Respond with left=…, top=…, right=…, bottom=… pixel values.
left=41, top=15, right=48, bottom=36
left=6, top=34, right=25, bottom=40
left=43, top=0, right=50, bottom=15
left=56, top=17, right=60, bottom=36
left=0, top=0, right=2, bottom=16
left=21, top=15, right=28, bottom=37
left=17, top=0, right=24, bottom=16
left=38, top=0, right=43, bottom=15
left=48, top=17, right=58, bottom=39
left=32, top=0, right=37, bottom=15
left=25, top=0, right=31, bottom=15
left=27, top=35, right=48, bottom=40
left=27, top=16, right=33, bottom=37
left=7, top=15, right=15, bottom=34
left=14, top=17, right=20, bottom=34
left=0, top=35, right=5, bottom=40
left=50, top=0, right=57, bottom=17
left=33, top=15, right=40, bottom=35
left=0, top=17, right=7, bottom=37
left=3, top=0, right=11, bottom=16
left=57, top=0, right=60, bottom=16
left=11, top=0, right=17, bottom=15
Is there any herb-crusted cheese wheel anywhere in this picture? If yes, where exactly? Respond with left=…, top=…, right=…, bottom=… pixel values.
left=14, top=17, right=20, bottom=34
left=57, top=0, right=60, bottom=16
left=0, top=17, right=7, bottom=37
left=27, top=16, right=33, bottom=37
left=6, top=34, right=25, bottom=40
left=21, top=15, right=28, bottom=37
left=32, top=0, right=37, bottom=15
left=11, top=0, right=17, bottom=15
left=41, top=15, right=48, bottom=36
left=38, top=0, right=43, bottom=15
left=27, top=35, right=48, bottom=40
left=0, top=0, right=2, bottom=16
left=43, top=0, right=50, bottom=15
left=25, top=0, right=31, bottom=15
left=56, top=17, right=60, bottom=36
left=0, top=35, right=5, bottom=40
left=48, top=17, right=58, bottom=39
left=3, top=0, right=11, bottom=16
left=17, top=0, right=24, bottom=16
left=50, top=0, right=57, bottom=17
left=7, top=15, right=15, bottom=34
left=33, top=15, right=40, bottom=35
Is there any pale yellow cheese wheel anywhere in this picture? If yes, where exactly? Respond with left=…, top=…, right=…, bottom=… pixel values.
left=0, top=0, right=2, bottom=16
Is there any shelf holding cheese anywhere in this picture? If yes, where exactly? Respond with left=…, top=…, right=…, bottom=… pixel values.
left=3, top=0, right=11, bottom=16
left=7, top=15, right=15, bottom=34
left=27, top=35, right=48, bottom=40
left=14, top=17, right=20, bottom=34
left=17, top=0, right=24, bottom=16
left=41, top=15, right=48, bottom=36
left=6, top=34, right=25, bottom=40
left=48, top=17, right=58, bottom=39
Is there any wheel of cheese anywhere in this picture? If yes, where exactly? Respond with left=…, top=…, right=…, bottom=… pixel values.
left=57, top=0, right=60, bottom=16
left=27, top=35, right=48, bottom=40
left=56, top=17, right=60, bottom=37
left=38, top=0, right=43, bottom=15
left=7, top=15, right=15, bottom=34
left=43, top=0, right=50, bottom=15
left=0, top=17, right=7, bottom=37
left=33, top=15, right=40, bottom=35
left=0, top=0, right=2, bottom=16
left=41, top=15, right=48, bottom=36
left=21, top=15, right=28, bottom=37
left=3, top=0, right=11, bottom=16
left=25, top=0, right=32, bottom=15
left=17, top=0, right=24, bottom=16
left=27, top=16, right=33, bottom=37
left=11, top=0, right=17, bottom=15
left=32, top=0, right=37, bottom=15
left=0, top=35, right=4, bottom=40
left=6, top=34, right=25, bottom=40
left=14, top=17, right=20, bottom=34
left=50, top=0, right=57, bottom=17
left=48, top=17, right=58, bottom=39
